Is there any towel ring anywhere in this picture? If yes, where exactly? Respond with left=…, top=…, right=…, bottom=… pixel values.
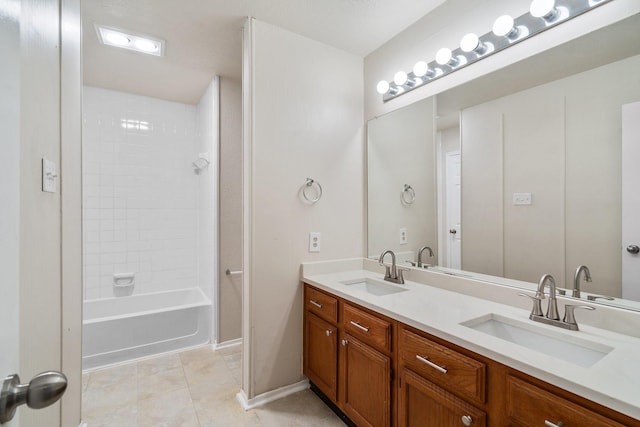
left=401, top=184, right=415, bottom=205
left=303, top=178, right=323, bottom=203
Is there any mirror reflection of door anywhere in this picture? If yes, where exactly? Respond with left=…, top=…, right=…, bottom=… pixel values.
left=446, top=151, right=462, bottom=270
left=622, top=101, right=640, bottom=300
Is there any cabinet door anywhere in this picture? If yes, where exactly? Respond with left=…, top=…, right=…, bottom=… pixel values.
left=398, top=368, right=486, bottom=427
left=340, top=333, right=391, bottom=427
left=304, top=312, right=338, bottom=401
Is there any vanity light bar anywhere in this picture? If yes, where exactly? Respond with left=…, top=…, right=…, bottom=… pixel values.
left=377, top=0, right=612, bottom=102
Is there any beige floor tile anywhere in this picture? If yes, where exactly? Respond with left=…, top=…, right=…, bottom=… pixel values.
left=138, top=352, right=183, bottom=377
left=138, top=386, right=195, bottom=421
left=138, top=365, right=189, bottom=400
left=193, top=394, right=262, bottom=427
left=87, top=362, right=137, bottom=390
left=254, top=390, right=343, bottom=427
left=82, top=381, right=138, bottom=415
left=82, top=346, right=342, bottom=427
left=82, top=403, right=137, bottom=427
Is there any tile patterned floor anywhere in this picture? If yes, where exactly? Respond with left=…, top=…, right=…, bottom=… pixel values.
left=82, top=345, right=344, bottom=426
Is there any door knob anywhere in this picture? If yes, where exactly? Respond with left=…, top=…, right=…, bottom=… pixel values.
left=0, top=371, right=67, bottom=423
left=627, top=245, right=640, bottom=254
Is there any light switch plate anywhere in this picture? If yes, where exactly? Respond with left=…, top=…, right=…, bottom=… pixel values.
left=42, top=158, right=57, bottom=193
left=399, top=227, right=408, bottom=245
left=309, top=232, right=321, bottom=253
left=513, top=192, right=532, bottom=205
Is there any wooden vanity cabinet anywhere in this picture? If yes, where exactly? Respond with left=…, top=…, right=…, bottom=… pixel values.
left=303, top=283, right=640, bottom=427
left=303, top=284, right=395, bottom=427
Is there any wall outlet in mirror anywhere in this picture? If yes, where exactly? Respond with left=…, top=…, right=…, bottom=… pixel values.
left=399, top=227, right=408, bottom=245
left=513, top=193, right=532, bottom=205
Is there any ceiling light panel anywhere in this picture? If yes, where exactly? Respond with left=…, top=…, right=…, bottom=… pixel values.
left=96, top=25, right=165, bottom=57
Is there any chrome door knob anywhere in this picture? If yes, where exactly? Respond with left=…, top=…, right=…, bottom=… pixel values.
left=627, top=245, right=640, bottom=254
left=461, top=415, right=473, bottom=426
left=0, top=371, right=67, bottom=422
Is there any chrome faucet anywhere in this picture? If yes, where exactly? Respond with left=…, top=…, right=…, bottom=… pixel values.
left=520, top=273, right=595, bottom=331
left=379, top=250, right=405, bottom=284
left=572, top=265, right=592, bottom=298
left=536, top=274, right=559, bottom=320
left=417, top=246, right=434, bottom=268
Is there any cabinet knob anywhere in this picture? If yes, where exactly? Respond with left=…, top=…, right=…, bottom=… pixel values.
left=341, top=339, right=348, bottom=346
left=325, top=330, right=332, bottom=336
left=461, top=415, right=473, bottom=426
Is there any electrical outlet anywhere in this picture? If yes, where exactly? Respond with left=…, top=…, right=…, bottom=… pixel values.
left=309, top=232, right=321, bottom=253
left=513, top=192, right=532, bottom=205
left=399, top=227, right=408, bottom=245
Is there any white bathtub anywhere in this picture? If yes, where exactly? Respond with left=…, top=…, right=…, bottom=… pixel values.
left=82, top=288, right=211, bottom=370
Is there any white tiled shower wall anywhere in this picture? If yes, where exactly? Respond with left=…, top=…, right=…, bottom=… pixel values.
left=82, top=86, right=206, bottom=300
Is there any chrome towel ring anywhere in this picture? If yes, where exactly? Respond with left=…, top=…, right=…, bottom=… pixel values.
left=401, top=184, right=415, bottom=205
left=303, top=178, right=323, bottom=203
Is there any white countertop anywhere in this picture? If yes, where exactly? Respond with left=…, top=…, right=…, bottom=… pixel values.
left=302, top=258, right=640, bottom=421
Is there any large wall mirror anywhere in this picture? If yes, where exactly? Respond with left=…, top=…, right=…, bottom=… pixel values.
left=367, top=13, right=640, bottom=311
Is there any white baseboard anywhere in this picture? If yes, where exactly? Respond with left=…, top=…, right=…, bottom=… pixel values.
left=214, top=337, right=242, bottom=351
left=235, top=379, right=310, bottom=411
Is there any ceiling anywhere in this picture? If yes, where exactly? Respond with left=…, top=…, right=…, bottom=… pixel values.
left=82, top=0, right=446, bottom=104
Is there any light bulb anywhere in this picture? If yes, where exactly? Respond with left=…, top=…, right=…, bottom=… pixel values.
left=104, top=31, right=130, bottom=46
left=413, top=61, right=429, bottom=77
left=530, top=0, right=557, bottom=19
left=435, top=48, right=453, bottom=66
left=376, top=80, right=390, bottom=94
left=460, top=33, right=480, bottom=53
left=394, top=71, right=408, bottom=86
left=133, top=38, right=159, bottom=53
left=493, top=15, right=517, bottom=38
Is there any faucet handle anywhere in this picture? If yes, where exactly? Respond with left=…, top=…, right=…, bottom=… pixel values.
left=563, top=305, right=595, bottom=329
left=518, top=293, right=543, bottom=317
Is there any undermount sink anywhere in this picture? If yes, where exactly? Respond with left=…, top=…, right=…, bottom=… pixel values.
left=461, top=313, right=613, bottom=368
left=340, top=277, right=408, bottom=296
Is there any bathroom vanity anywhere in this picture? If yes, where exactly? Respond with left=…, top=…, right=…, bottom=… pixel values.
left=302, top=259, right=640, bottom=427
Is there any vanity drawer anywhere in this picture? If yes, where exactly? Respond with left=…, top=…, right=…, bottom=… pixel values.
left=400, top=328, right=486, bottom=404
left=506, top=376, right=626, bottom=427
left=305, top=285, right=338, bottom=323
left=342, top=303, right=392, bottom=352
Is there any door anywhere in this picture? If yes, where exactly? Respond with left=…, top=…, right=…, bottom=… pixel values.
left=0, top=4, right=22, bottom=425
left=622, top=102, right=640, bottom=301
left=340, top=334, right=391, bottom=427
left=304, top=313, right=338, bottom=401
left=446, top=151, right=462, bottom=269
left=0, top=1, right=73, bottom=425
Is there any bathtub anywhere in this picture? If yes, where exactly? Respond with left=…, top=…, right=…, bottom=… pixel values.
left=82, top=287, right=211, bottom=370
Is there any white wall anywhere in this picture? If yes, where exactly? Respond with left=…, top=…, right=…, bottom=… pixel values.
left=367, top=97, right=436, bottom=261
left=196, top=78, right=219, bottom=310
left=244, top=18, right=364, bottom=398
left=82, top=87, right=200, bottom=299
left=218, top=77, right=243, bottom=344
left=461, top=55, right=640, bottom=294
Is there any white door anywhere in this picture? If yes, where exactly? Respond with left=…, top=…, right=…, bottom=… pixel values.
left=622, top=102, right=640, bottom=301
left=0, top=5, right=22, bottom=425
left=446, top=151, right=462, bottom=269
left=0, top=1, right=69, bottom=425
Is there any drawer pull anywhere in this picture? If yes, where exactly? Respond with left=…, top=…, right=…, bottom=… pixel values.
left=461, top=415, right=473, bottom=426
left=416, top=355, right=448, bottom=374
left=349, top=321, right=370, bottom=332
left=325, top=330, right=332, bottom=336
left=544, top=421, right=564, bottom=427
left=309, top=300, right=323, bottom=309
